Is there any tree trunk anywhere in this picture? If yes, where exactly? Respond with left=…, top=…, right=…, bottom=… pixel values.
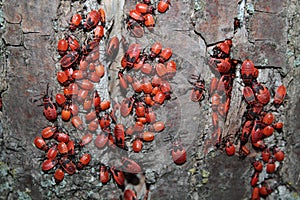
left=0, top=0, right=299, bottom=199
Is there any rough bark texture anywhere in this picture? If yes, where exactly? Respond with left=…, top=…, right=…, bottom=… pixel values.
left=0, top=0, right=299, bottom=199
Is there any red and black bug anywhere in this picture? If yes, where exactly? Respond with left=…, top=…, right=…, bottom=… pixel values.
left=94, top=131, right=109, bottom=149
left=132, top=138, right=143, bottom=153
left=144, top=14, right=155, bottom=31
left=114, top=124, right=126, bottom=149
left=121, top=157, right=142, bottom=174
left=59, top=157, right=76, bottom=175
left=60, top=51, right=79, bottom=68
left=127, top=19, right=144, bottom=38
left=251, top=82, right=271, bottom=105
left=159, top=47, right=172, bottom=63
left=136, top=3, right=154, bottom=14
left=93, top=25, right=104, bottom=42
left=243, top=86, right=256, bottom=105
left=241, top=59, right=254, bottom=85
left=106, top=36, right=120, bottom=61
left=120, top=97, right=135, bottom=117
left=157, top=0, right=171, bottom=13
left=42, top=84, right=57, bottom=122
left=129, top=10, right=144, bottom=22
left=77, top=153, right=91, bottom=169
left=124, top=189, right=137, bottom=200
left=98, top=8, right=106, bottom=25
left=42, top=159, right=58, bottom=171
left=99, top=164, right=110, bottom=184
left=69, top=13, right=82, bottom=30
left=225, top=141, right=235, bottom=156
left=150, top=42, right=162, bottom=59
left=188, top=74, right=205, bottom=102
left=57, top=38, right=69, bottom=55
left=54, top=168, right=65, bottom=183
left=84, top=10, right=101, bottom=30
left=172, top=139, right=187, bottom=165
left=34, top=136, right=49, bottom=152
left=121, top=43, right=141, bottom=69
left=273, top=85, right=286, bottom=106
left=110, top=166, right=125, bottom=186
left=67, top=35, right=81, bottom=52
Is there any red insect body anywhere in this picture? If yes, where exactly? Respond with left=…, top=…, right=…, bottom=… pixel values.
left=243, top=86, right=256, bottom=105
left=57, top=39, right=68, bottom=55
left=84, top=10, right=100, bottom=30
left=124, top=189, right=137, bottom=200
left=54, top=168, right=65, bottom=183
left=127, top=19, right=144, bottom=38
left=94, top=131, right=109, bottom=149
left=266, top=159, right=276, bottom=174
left=42, top=159, right=58, bottom=171
left=252, top=83, right=270, bottom=105
left=34, top=136, right=49, bottom=152
left=120, top=97, right=135, bottom=117
left=132, top=138, right=143, bottom=153
left=41, top=126, right=57, bottom=139
left=144, top=14, right=155, bottom=30
left=274, top=85, right=286, bottom=105
left=67, top=35, right=80, bottom=52
left=159, top=47, right=172, bottom=63
left=77, top=153, right=91, bottom=169
left=43, top=86, right=57, bottom=122
left=225, top=141, right=235, bottom=156
left=241, top=59, right=254, bottom=85
left=106, top=36, right=120, bottom=61
left=67, top=140, right=75, bottom=156
left=47, top=145, right=58, bottom=160
left=273, top=147, right=284, bottom=162
left=60, top=51, right=79, bottom=68
left=59, top=157, right=76, bottom=175
left=189, top=74, right=205, bottom=102
left=251, top=172, right=260, bottom=187
left=129, top=10, right=144, bottom=22
left=251, top=120, right=264, bottom=144
left=71, top=116, right=84, bottom=130
left=94, top=25, right=104, bottom=42
left=150, top=42, right=162, bottom=58
left=99, top=164, right=110, bottom=184
left=252, top=160, right=263, bottom=172
left=110, top=167, right=125, bottom=186
left=57, top=142, right=68, bottom=155
left=158, top=0, right=171, bottom=13
left=262, top=113, right=274, bottom=125
left=123, top=43, right=141, bottom=69
left=251, top=187, right=260, bottom=200
left=172, top=140, right=187, bottom=165
left=136, top=3, right=154, bottom=14
left=240, top=120, right=253, bottom=145
left=114, top=124, right=126, bottom=149
left=70, top=13, right=82, bottom=30
left=261, top=148, right=271, bottom=163
left=121, top=157, right=142, bottom=174
left=79, top=133, right=93, bottom=147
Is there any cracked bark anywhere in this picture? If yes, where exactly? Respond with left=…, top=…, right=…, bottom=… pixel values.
left=0, top=0, right=299, bottom=199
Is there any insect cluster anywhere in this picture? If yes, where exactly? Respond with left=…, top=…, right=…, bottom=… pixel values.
left=33, top=1, right=186, bottom=199
left=126, top=0, right=170, bottom=38
left=206, top=39, right=287, bottom=199
left=34, top=7, right=108, bottom=183
left=239, top=60, right=286, bottom=200
left=118, top=40, right=186, bottom=165
left=205, top=39, right=237, bottom=148
left=31, top=0, right=289, bottom=199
